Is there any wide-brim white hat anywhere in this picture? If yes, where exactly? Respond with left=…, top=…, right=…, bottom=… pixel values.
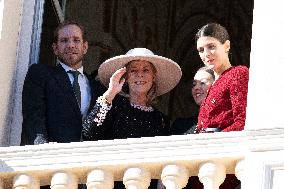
left=98, top=48, right=182, bottom=96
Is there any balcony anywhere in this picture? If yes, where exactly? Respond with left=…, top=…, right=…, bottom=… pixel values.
left=1, top=128, right=283, bottom=189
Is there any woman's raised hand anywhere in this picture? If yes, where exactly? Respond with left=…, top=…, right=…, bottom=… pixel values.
left=103, top=67, right=126, bottom=103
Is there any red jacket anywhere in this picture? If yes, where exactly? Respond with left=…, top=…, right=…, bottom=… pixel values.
left=197, top=66, right=249, bottom=133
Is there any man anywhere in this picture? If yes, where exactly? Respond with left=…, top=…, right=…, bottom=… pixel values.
left=21, top=21, right=105, bottom=145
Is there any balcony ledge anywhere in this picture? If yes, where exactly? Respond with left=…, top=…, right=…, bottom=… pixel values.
left=0, top=128, right=284, bottom=187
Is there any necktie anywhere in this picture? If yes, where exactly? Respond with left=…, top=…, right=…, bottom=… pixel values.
left=68, top=70, right=81, bottom=108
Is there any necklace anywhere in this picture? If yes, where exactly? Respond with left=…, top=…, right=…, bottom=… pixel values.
left=130, top=103, right=154, bottom=112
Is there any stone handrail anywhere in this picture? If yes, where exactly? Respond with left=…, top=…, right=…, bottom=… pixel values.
left=2, top=129, right=283, bottom=188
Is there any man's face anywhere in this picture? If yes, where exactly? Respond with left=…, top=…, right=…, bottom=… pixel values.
left=52, top=24, right=88, bottom=69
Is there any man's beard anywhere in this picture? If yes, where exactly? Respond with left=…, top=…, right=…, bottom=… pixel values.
left=58, top=54, right=84, bottom=68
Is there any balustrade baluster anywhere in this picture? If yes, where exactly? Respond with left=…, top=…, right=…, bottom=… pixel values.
left=123, top=168, right=151, bottom=189
left=13, top=174, right=39, bottom=189
left=235, top=160, right=244, bottom=187
left=50, top=171, right=78, bottom=189
left=198, top=162, right=226, bottom=189
left=86, top=169, right=114, bottom=189
left=161, top=164, right=189, bottom=189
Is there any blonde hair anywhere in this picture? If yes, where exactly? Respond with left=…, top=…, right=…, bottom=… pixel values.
left=122, top=60, right=157, bottom=106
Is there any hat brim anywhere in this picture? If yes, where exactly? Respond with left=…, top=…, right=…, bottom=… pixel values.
left=98, top=54, right=182, bottom=96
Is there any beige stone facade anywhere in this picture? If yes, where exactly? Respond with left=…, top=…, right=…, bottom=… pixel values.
left=0, top=0, right=23, bottom=146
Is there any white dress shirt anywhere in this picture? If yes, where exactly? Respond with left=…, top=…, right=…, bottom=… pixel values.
left=59, top=62, right=91, bottom=118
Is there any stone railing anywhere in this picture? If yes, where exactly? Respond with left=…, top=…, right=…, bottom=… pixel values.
left=1, top=129, right=284, bottom=189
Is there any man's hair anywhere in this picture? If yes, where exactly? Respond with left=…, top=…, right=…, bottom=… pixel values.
left=53, top=20, right=87, bottom=43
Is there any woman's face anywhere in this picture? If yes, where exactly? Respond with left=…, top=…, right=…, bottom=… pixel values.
left=191, top=70, right=214, bottom=105
left=196, top=36, right=230, bottom=72
left=126, top=60, right=156, bottom=96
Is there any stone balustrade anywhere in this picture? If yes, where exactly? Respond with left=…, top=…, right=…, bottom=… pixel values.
left=0, top=128, right=284, bottom=188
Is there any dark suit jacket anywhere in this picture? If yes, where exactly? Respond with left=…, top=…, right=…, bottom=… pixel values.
left=21, top=63, right=106, bottom=145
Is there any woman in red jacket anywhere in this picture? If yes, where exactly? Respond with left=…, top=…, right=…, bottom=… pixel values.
left=195, top=23, right=249, bottom=134
left=192, top=23, right=248, bottom=189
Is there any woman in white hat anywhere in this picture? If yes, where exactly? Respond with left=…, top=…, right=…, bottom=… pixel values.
left=82, top=48, right=182, bottom=141
left=82, top=48, right=181, bottom=188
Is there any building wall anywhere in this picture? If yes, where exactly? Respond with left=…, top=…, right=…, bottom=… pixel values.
left=0, top=0, right=23, bottom=146
left=0, top=0, right=37, bottom=146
